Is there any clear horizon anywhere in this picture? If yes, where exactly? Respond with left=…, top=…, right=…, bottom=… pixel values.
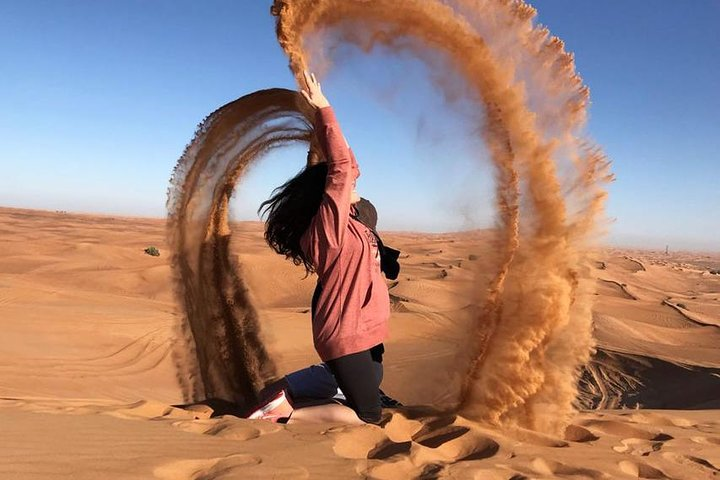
left=1, top=1, right=718, bottom=251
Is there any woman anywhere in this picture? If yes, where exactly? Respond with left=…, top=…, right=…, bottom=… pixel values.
left=250, top=71, right=391, bottom=425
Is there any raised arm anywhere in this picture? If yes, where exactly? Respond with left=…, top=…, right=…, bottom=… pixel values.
left=302, top=71, right=358, bottom=250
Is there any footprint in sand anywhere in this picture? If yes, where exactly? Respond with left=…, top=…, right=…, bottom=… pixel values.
left=612, top=438, right=664, bottom=456
left=564, top=424, right=599, bottom=443
left=329, top=424, right=391, bottom=459
left=617, top=460, right=669, bottom=479
left=172, top=416, right=282, bottom=441
left=413, top=425, right=470, bottom=448
left=154, top=453, right=261, bottom=480
left=382, top=411, right=424, bottom=442
left=411, top=424, right=500, bottom=461
left=367, top=439, right=413, bottom=460
left=509, top=427, right=570, bottom=448
left=361, top=456, right=428, bottom=480
left=628, top=412, right=697, bottom=429
left=581, top=419, right=672, bottom=442
left=154, top=453, right=309, bottom=480
left=690, top=436, right=720, bottom=446
left=661, top=452, right=720, bottom=476
left=530, top=457, right=606, bottom=479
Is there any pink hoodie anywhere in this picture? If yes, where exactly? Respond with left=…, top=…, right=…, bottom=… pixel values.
left=300, top=107, right=390, bottom=361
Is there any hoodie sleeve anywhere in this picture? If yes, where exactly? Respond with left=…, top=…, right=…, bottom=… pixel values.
left=310, top=106, right=358, bottom=251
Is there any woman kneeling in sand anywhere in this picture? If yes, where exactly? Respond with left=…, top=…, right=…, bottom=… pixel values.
left=248, top=71, right=391, bottom=425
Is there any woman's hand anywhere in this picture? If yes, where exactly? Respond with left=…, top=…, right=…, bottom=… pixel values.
left=301, top=70, right=330, bottom=109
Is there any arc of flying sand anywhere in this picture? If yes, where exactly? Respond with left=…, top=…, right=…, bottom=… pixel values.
left=167, top=89, right=317, bottom=407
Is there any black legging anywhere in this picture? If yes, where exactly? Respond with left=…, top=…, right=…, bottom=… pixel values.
left=325, top=344, right=384, bottom=424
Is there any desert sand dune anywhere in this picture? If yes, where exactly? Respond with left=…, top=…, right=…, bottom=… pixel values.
left=1, top=207, right=719, bottom=478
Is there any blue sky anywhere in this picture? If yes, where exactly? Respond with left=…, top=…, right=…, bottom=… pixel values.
left=1, top=1, right=718, bottom=250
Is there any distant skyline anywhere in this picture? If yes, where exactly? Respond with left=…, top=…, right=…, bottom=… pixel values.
left=1, top=1, right=718, bottom=250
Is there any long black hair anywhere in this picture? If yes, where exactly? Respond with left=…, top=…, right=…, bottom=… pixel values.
left=258, top=162, right=328, bottom=274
